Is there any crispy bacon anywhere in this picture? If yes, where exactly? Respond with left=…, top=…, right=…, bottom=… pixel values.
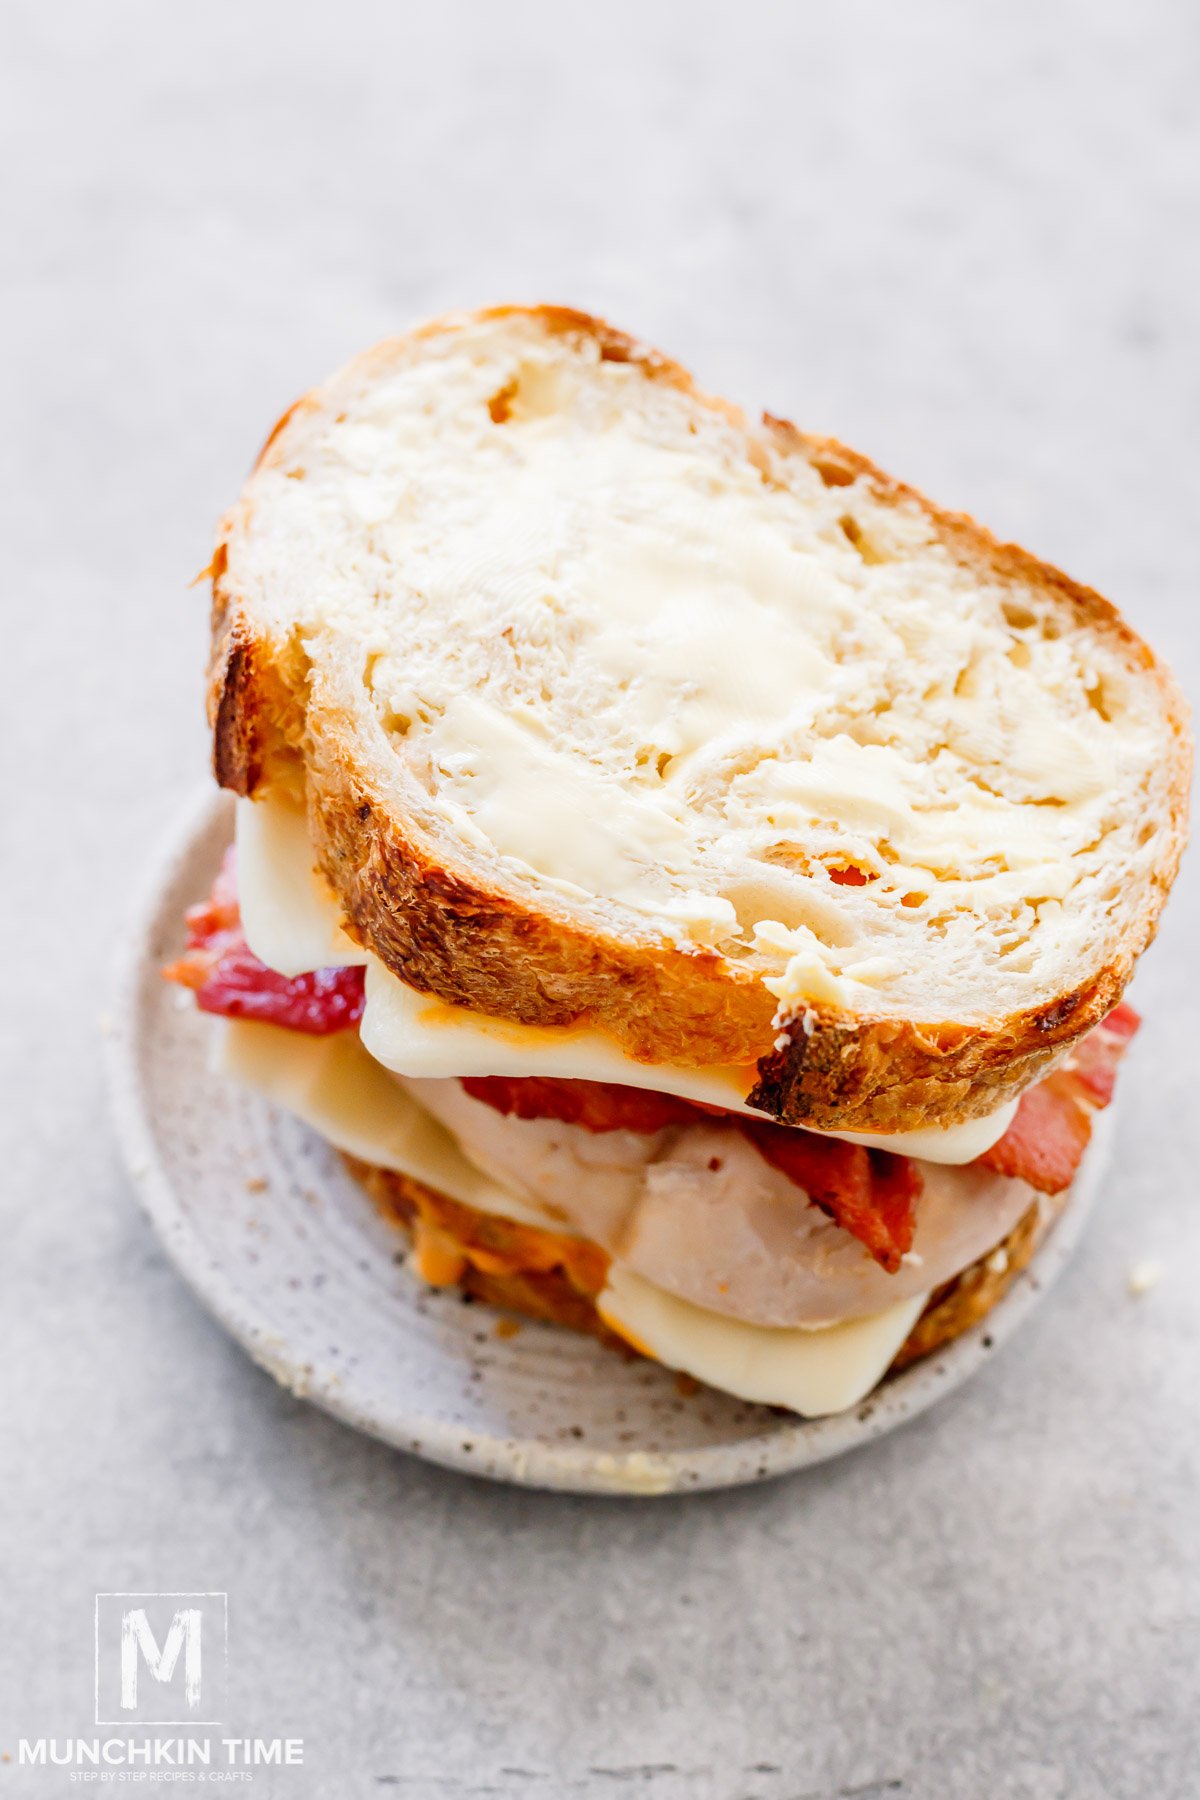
left=1064, top=1002, right=1140, bottom=1106
left=463, top=1074, right=920, bottom=1271
left=192, top=945, right=365, bottom=1035
left=744, top=1121, right=920, bottom=1272
left=977, top=1075, right=1094, bottom=1193
left=978, top=1004, right=1140, bottom=1194
left=163, top=849, right=365, bottom=1036
left=460, top=1075, right=716, bottom=1135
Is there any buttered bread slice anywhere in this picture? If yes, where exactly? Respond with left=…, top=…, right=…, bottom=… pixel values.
left=209, top=306, right=1190, bottom=1134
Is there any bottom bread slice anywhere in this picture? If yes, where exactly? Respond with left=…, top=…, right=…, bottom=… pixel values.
left=345, top=1152, right=1063, bottom=1392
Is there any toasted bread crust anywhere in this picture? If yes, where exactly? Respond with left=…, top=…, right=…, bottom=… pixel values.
left=348, top=1153, right=1052, bottom=1388
left=888, top=1196, right=1046, bottom=1370
left=209, top=305, right=1191, bottom=1134
left=347, top=1156, right=631, bottom=1352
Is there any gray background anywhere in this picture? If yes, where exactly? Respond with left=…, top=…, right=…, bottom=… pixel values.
left=3, top=2, right=1198, bottom=1795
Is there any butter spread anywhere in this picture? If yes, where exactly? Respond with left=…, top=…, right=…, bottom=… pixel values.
left=234, top=315, right=1168, bottom=1024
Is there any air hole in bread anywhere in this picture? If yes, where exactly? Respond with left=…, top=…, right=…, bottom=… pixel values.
left=839, top=514, right=885, bottom=565
left=723, top=870, right=855, bottom=948
left=827, top=863, right=877, bottom=887
left=485, top=361, right=568, bottom=424
left=900, top=891, right=927, bottom=908
left=953, top=662, right=977, bottom=700
left=746, top=439, right=780, bottom=488
left=1086, top=680, right=1114, bottom=722
left=1002, top=599, right=1038, bottom=631
left=487, top=380, right=517, bottom=424
left=811, top=456, right=856, bottom=488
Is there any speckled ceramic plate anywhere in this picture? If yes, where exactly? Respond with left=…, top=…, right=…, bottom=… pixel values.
left=106, top=789, right=1112, bottom=1495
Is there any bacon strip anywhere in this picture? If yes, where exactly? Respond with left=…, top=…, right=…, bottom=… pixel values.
left=1064, top=1002, right=1140, bottom=1106
left=977, top=1005, right=1140, bottom=1194
left=463, top=1074, right=920, bottom=1271
left=460, top=1075, right=715, bottom=1135
left=163, top=850, right=365, bottom=1036
left=744, top=1121, right=920, bottom=1273
left=976, top=1075, right=1094, bottom=1194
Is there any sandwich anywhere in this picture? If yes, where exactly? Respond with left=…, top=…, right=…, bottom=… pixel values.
left=164, top=305, right=1190, bottom=1418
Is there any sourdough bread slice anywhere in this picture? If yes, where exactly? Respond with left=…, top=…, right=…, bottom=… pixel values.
left=209, top=305, right=1190, bottom=1133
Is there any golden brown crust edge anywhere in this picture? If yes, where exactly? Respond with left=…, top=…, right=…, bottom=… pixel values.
left=208, top=303, right=1192, bottom=1135
left=347, top=1153, right=1059, bottom=1393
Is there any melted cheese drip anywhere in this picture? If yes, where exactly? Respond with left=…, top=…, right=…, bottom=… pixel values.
left=234, top=796, right=1017, bottom=1164
left=212, top=1013, right=931, bottom=1418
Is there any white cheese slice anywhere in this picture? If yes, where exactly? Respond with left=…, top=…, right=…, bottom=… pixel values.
left=360, top=957, right=1016, bottom=1162
left=235, top=796, right=1017, bottom=1164
left=211, top=1015, right=548, bottom=1227
left=235, top=797, right=368, bottom=979
left=212, top=1013, right=929, bottom=1417
left=597, top=1265, right=927, bottom=1417
left=359, top=956, right=761, bottom=1108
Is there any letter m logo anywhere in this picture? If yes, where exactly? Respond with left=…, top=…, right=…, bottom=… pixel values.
left=95, top=1593, right=227, bottom=1724
left=121, top=1606, right=202, bottom=1710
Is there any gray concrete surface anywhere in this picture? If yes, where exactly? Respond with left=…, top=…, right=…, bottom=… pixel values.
left=3, top=2, right=1198, bottom=1795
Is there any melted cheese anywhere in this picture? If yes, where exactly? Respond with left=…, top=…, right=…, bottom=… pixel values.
left=212, top=1014, right=930, bottom=1417
left=235, top=798, right=367, bottom=979
left=597, top=1265, right=927, bottom=1417
left=235, top=795, right=1017, bottom=1164
left=210, top=1015, right=548, bottom=1227
left=361, top=959, right=1017, bottom=1162
left=360, top=956, right=761, bottom=1108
